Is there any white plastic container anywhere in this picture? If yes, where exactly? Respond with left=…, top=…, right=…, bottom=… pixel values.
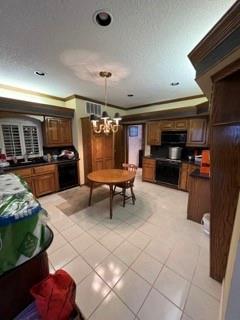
left=201, top=213, right=210, bottom=235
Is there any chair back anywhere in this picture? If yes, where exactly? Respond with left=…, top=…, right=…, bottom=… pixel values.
left=122, top=163, right=137, bottom=173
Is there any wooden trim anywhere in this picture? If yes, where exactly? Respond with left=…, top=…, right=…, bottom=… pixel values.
left=189, top=1, right=240, bottom=63
left=121, top=102, right=209, bottom=123
left=0, top=84, right=206, bottom=112
left=211, top=58, right=240, bottom=83
left=0, top=96, right=74, bottom=118
left=125, top=95, right=205, bottom=110
left=0, top=83, right=65, bottom=102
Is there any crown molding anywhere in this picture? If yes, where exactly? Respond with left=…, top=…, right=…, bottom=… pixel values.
left=189, top=1, right=240, bottom=63
left=125, top=94, right=205, bottom=110
left=0, top=84, right=65, bottom=102
left=0, top=84, right=206, bottom=111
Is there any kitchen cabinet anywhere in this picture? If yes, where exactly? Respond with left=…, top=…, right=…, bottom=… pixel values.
left=161, top=120, right=175, bottom=130
left=43, top=117, right=72, bottom=147
left=179, top=162, right=199, bottom=191
left=147, top=122, right=161, bottom=145
left=161, top=119, right=188, bottom=131
left=186, top=118, right=208, bottom=146
left=13, top=164, right=58, bottom=197
left=81, top=117, right=114, bottom=183
left=142, top=158, right=156, bottom=182
left=187, top=170, right=210, bottom=223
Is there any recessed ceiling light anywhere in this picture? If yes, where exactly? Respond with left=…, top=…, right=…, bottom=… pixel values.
left=34, top=71, right=46, bottom=76
left=127, top=94, right=134, bottom=97
left=93, top=10, right=112, bottom=27
left=170, top=82, right=180, bottom=86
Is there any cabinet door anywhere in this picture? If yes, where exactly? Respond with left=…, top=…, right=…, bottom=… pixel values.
left=147, top=122, right=161, bottom=145
left=187, top=119, right=208, bottom=146
left=24, top=177, right=34, bottom=194
left=179, top=163, right=188, bottom=190
left=33, top=173, right=57, bottom=197
left=161, top=120, right=175, bottom=130
left=175, top=120, right=188, bottom=130
left=92, top=134, right=114, bottom=170
left=104, top=134, right=114, bottom=169
left=187, top=164, right=198, bottom=191
left=44, top=118, right=60, bottom=145
left=142, top=159, right=156, bottom=182
left=59, top=119, right=73, bottom=145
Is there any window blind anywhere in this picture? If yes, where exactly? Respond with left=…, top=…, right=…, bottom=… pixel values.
left=23, top=126, right=40, bottom=155
left=2, top=124, right=22, bottom=157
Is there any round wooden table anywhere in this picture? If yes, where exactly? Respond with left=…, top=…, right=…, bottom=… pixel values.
left=87, top=169, right=136, bottom=219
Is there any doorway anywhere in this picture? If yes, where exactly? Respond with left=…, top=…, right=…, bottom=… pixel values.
left=127, top=124, right=144, bottom=168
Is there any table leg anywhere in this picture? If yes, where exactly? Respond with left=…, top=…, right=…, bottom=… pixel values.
left=109, top=184, right=113, bottom=219
left=88, top=182, right=93, bottom=206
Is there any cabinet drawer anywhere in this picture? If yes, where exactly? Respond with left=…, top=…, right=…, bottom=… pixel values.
left=33, top=164, right=56, bottom=175
left=13, top=168, right=32, bottom=178
left=143, top=158, right=156, bottom=167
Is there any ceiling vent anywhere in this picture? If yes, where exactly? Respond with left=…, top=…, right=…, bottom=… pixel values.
left=86, top=101, right=102, bottom=116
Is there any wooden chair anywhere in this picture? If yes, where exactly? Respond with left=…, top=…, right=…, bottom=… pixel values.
left=113, top=163, right=137, bottom=207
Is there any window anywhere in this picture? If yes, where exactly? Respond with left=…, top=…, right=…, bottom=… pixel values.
left=2, top=124, right=22, bottom=157
left=0, top=118, right=42, bottom=159
left=129, top=126, right=138, bottom=137
left=23, top=126, right=40, bottom=155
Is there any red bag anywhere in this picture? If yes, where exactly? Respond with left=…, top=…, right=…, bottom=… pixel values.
left=30, top=269, right=76, bottom=320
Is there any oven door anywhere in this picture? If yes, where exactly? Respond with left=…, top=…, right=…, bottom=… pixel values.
left=156, top=161, right=180, bottom=186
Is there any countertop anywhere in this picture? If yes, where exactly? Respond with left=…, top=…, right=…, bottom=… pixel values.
left=2, top=158, right=79, bottom=172
left=143, top=155, right=200, bottom=166
left=190, top=168, right=210, bottom=180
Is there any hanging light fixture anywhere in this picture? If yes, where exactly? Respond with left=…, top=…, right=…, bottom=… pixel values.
left=90, top=71, right=121, bottom=134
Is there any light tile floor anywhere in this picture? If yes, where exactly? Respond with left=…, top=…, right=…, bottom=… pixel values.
left=40, top=171, right=221, bottom=320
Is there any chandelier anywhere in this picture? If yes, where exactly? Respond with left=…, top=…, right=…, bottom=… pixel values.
left=90, top=71, right=121, bottom=134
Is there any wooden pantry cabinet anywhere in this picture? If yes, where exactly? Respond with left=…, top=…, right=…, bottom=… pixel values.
left=81, top=117, right=114, bottom=184
left=42, top=117, right=73, bottom=147
left=142, top=158, right=156, bottom=182
left=12, top=164, right=58, bottom=197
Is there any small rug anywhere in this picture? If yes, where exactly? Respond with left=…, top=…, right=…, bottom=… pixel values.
left=57, top=185, right=109, bottom=216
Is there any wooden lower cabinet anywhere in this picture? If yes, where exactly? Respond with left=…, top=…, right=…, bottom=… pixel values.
left=179, top=163, right=199, bottom=191
left=142, top=158, right=156, bottom=182
left=12, top=164, right=58, bottom=197
left=33, top=173, right=57, bottom=197
left=187, top=174, right=210, bottom=223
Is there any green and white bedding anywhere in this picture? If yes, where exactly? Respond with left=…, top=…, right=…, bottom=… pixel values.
left=0, top=174, right=47, bottom=275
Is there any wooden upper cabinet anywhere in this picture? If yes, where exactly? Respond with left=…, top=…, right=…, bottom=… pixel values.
left=147, top=122, right=161, bottom=145
left=161, top=120, right=175, bottom=130
left=186, top=118, right=208, bottom=146
left=59, top=119, right=73, bottom=145
left=175, top=119, right=188, bottom=130
left=43, top=117, right=73, bottom=147
left=161, top=119, right=188, bottom=131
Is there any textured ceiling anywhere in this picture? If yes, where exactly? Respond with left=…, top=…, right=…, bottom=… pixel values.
left=0, top=0, right=235, bottom=107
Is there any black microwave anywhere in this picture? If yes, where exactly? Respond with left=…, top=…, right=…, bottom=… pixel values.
left=161, top=131, right=187, bottom=145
